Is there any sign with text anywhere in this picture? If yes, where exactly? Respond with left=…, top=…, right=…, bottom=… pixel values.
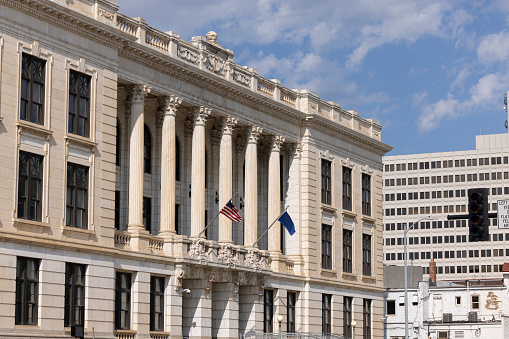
left=498, top=200, right=509, bottom=229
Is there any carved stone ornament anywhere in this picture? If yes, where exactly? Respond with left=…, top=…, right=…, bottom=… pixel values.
left=232, top=273, right=245, bottom=298
left=269, top=135, right=285, bottom=152
left=232, top=68, right=251, bottom=87
left=177, top=45, right=199, bottom=64
left=245, top=248, right=264, bottom=271
left=288, top=143, right=302, bottom=158
left=205, top=271, right=216, bottom=295
left=218, top=243, right=238, bottom=269
left=98, top=8, right=115, bottom=21
left=203, top=54, right=226, bottom=76
left=220, top=116, right=237, bottom=136
left=246, top=126, right=263, bottom=144
left=159, top=95, right=182, bottom=116
left=174, top=267, right=185, bottom=291
left=341, top=157, right=354, bottom=168
left=257, top=277, right=266, bottom=300
left=188, top=238, right=212, bottom=264
left=126, top=84, right=151, bottom=104
left=192, top=106, right=211, bottom=126
left=361, top=164, right=374, bottom=174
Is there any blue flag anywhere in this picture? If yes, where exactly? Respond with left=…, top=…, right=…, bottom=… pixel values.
left=278, top=211, right=295, bottom=236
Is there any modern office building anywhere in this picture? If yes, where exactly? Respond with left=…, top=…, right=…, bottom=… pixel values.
left=383, top=133, right=509, bottom=280
left=0, top=0, right=392, bottom=338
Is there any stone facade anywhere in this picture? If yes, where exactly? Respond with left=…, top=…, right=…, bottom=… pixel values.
left=0, top=0, right=391, bottom=338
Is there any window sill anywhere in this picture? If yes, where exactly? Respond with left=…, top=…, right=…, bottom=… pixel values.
left=61, top=225, right=95, bottom=238
left=65, top=134, right=97, bottom=149
left=361, top=215, right=376, bottom=224
left=341, top=272, right=357, bottom=280
left=115, top=329, right=137, bottom=336
left=341, top=210, right=356, bottom=219
left=150, top=331, right=171, bottom=338
left=16, top=120, right=53, bottom=139
left=361, top=275, right=376, bottom=284
left=12, top=217, right=50, bottom=229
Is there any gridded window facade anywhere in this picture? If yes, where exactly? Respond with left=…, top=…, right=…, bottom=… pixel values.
left=321, top=224, right=332, bottom=270
left=68, top=70, right=91, bottom=137
left=322, top=294, right=331, bottom=334
left=362, top=234, right=372, bottom=276
left=321, top=159, right=331, bottom=205
left=150, top=276, right=165, bottom=331
left=342, top=167, right=352, bottom=210
left=362, top=173, right=371, bottom=216
left=343, top=296, right=352, bottom=337
left=287, top=292, right=296, bottom=333
left=20, top=54, right=45, bottom=124
left=343, top=229, right=353, bottom=273
left=18, top=152, right=43, bottom=221
left=15, top=257, right=39, bottom=325
left=115, top=272, right=131, bottom=330
left=65, top=263, right=86, bottom=327
left=263, top=289, right=274, bottom=333
left=66, top=163, right=89, bottom=229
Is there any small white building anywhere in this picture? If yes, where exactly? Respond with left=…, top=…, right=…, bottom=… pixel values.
left=384, top=265, right=509, bottom=339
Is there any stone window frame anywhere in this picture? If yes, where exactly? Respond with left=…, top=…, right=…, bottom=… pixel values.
left=321, top=293, right=332, bottom=334
left=115, top=271, right=133, bottom=330
left=64, top=262, right=86, bottom=327
left=340, top=157, right=355, bottom=213
left=150, top=275, right=166, bottom=332
left=15, top=256, right=40, bottom=326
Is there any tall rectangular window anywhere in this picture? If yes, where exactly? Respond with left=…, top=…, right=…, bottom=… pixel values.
left=65, top=263, right=86, bottom=327
left=322, top=294, right=331, bottom=334
left=114, top=190, right=120, bottom=230
left=363, top=299, right=371, bottom=338
left=115, top=272, right=131, bottom=330
left=15, top=257, right=39, bottom=325
left=362, top=173, right=371, bottom=216
left=66, top=163, right=89, bottom=229
left=20, top=54, right=45, bottom=124
left=343, top=229, right=353, bottom=273
left=343, top=296, right=352, bottom=338
left=143, top=197, right=151, bottom=233
left=150, top=276, right=165, bottom=331
left=362, top=234, right=372, bottom=276
left=321, top=224, right=332, bottom=270
left=321, top=159, right=331, bottom=205
left=342, top=167, right=352, bottom=211
left=263, top=289, right=274, bottom=333
left=287, top=292, right=296, bottom=333
left=68, top=70, right=91, bottom=137
left=18, top=152, right=43, bottom=221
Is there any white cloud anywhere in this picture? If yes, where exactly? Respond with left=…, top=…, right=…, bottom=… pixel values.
left=477, top=31, right=509, bottom=64
left=450, top=66, right=470, bottom=91
left=417, top=95, right=459, bottom=132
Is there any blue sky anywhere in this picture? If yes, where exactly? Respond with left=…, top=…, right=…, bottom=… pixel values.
left=119, top=0, right=509, bottom=155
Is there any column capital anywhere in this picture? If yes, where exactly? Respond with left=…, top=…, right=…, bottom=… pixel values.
left=246, top=126, right=263, bottom=144
left=288, top=142, right=302, bottom=158
left=192, top=106, right=211, bottom=126
left=158, top=95, right=182, bottom=115
left=268, top=135, right=285, bottom=152
left=126, top=84, right=151, bottom=104
left=220, top=116, right=238, bottom=136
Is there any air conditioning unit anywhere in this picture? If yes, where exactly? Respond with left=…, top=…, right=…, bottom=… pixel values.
left=443, top=313, right=453, bottom=323
left=468, top=311, right=478, bottom=322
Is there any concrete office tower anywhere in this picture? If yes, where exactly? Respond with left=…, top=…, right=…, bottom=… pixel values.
left=0, top=0, right=391, bottom=338
left=383, top=133, right=509, bottom=281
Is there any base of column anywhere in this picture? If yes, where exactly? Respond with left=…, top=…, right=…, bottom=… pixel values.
left=127, top=226, right=150, bottom=252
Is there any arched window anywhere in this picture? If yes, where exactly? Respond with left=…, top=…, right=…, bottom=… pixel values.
left=116, top=120, right=121, bottom=166
left=176, top=137, right=180, bottom=181
left=144, top=124, right=151, bottom=174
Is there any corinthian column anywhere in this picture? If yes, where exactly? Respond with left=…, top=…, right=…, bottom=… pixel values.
left=218, top=117, right=237, bottom=243
left=159, top=95, right=182, bottom=237
left=268, top=135, right=285, bottom=253
left=190, top=106, right=211, bottom=237
left=127, top=84, right=150, bottom=232
left=244, top=126, right=262, bottom=247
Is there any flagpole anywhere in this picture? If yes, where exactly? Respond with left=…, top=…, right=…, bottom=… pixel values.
left=251, top=206, right=288, bottom=248
left=196, top=192, right=238, bottom=239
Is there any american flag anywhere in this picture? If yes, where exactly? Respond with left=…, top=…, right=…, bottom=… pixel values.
left=220, top=200, right=243, bottom=222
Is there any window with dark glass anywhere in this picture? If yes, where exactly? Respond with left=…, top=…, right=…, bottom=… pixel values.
left=175, top=204, right=180, bottom=235
left=343, top=296, right=352, bottom=337
left=65, top=263, right=86, bottom=327
left=322, top=294, right=331, bottom=334
left=116, top=120, right=121, bottom=166
left=115, top=272, right=131, bottom=330
left=20, top=54, right=45, bottom=125
left=362, top=234, right=372, bottom=276
left=321, top=159, right=331, bottom=205
left=363, top=299, right=371, bottom=338
left=68, top=70, right=91, bottom=137
left=386, top=300, right=396, bottom=315
left=343, top=229, right=352, bottom=273
left=143, top=197, right=151, bottom=233
left=362, top=173, right=371, bottom=216
left=263, top=289, right=274, bottom=333
left=342, top=167, right=352, bottom=210
left=16, top=257, right=39, bottom=325
left=66, top=163, right=88, bottom=229
left=287, top=292, right=296, bottom=333
left=150, top=276, right=165, bottom=331
left=114, top=190, right=120, bottom=230
left=322, top=224, right=332, bottom=270
left=176, top=137, right=180, bottom=181
left=17, top=152, right=43, bottom=221
left=144, top=124, right=152, bottom=174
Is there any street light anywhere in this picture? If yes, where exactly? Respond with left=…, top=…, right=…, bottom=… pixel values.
left=351, top=320, right=357, bottom=339
left=277, top=315, right=283, bottom=339
left=404, top=216, right=436, bottom=339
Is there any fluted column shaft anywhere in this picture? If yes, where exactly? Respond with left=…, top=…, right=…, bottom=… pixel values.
left=219, top=117, right=237, bottom=243
left=127, top=85, right=150, bottom=231
left=244, top=127, right=262, bottom=247
left=159, top=95, right=182, bottom=236
left=268, top=135, right=285, bottom=252
left=191, top=106, right=211, bottom=237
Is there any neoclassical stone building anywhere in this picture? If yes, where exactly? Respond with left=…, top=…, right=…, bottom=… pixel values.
left=0, top=0, right=392, bottom=338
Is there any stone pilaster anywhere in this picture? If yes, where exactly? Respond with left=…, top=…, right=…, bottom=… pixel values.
left=268, top=135, right=285, bottom=254
left=244, top=126, right=262, bottom=247
left=218, top=117, right=237, bottom=243
left=212, top=281, right=239, bottom=339
left=158, top=95, right=182, bottom=238
left=190, top=106, right=211, bottom=237
left=184, top=279, right=212, bottom=339
left=127, top=84, right=150, bottom=232
left=286, top=143, right=303, bottom=273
